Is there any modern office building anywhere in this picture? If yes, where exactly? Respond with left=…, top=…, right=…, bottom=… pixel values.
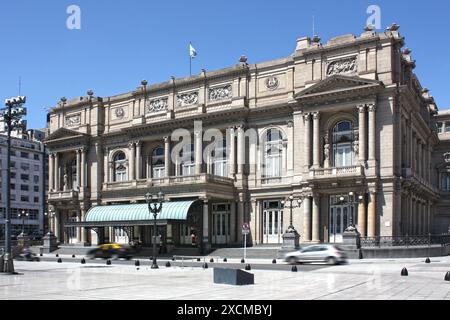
left=0, top=129, right=48, bottom=239
left=44, top=25, right=449, bottom=252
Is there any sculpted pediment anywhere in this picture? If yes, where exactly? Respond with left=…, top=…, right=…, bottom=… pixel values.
left=295, top=75, right=383, bottom=100
left=45, top=127, right=88, bottom=142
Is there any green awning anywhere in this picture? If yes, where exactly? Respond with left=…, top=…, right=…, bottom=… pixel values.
left=85, top=200, right=197, bottom=223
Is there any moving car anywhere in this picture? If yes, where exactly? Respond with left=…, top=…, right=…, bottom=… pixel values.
left=87, top=243, right=134, bottom=260
left=284, top=244, right=347, bottom=265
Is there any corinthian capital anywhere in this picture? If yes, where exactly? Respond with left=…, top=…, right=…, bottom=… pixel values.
left=367, top=103, right=377, bottom=113
left=313, top=112, right=320, bottom=120
left=303, top=113, right=311, bottom=121
left=357, top=104, right=367, bottom=113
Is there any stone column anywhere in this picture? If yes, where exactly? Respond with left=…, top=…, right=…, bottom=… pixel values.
left=237, top=199, right=245, bottom=243
left=76, top=150, right=81, bottom=189
left=313, top=112, right=320, bottom=168
left=136, top=141, right=142, bottom=180
left=80, top=148, right=86, bottom=189
left=76, top=211, right=81, bottom=242
left=164, top=136, right=171, bottom=177
left=54, top=209, right=60, bottom=242
left=202, top=199, right=210, bottom=251
left=237, top=125, right=245, bottom=175
left=368, top=104, right=377, bottom=161
left=195, top=131, right=202, bottom=175
left=104, top=147, right=109, bottom=183
left=358, top=104, right=367, bottom=163
left=303, top=196, right=312, bottom=242
left=81, top=207, right=87, bottom=244
left=54, top=152, right=60, bottom=191
left=230, top=201, right=236, bottom=243
left=312, top=193, right=320, bottom=242
left=357, top=196, right=367, bottom=237
left=367, top=191, right=377, bottom=237
left=229, top=127, right=236, bottom=177
left=128, top=142, right=135, bottom=181
left=49, top=153, right=54, bottom=191
left=418, top=141, right=422, bottom=178
left=304, top=113, right=311, bottom=169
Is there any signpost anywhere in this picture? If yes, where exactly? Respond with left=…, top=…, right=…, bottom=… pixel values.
left=242, top=223, right=250, bottom=261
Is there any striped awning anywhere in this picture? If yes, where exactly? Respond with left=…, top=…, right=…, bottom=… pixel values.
left=85, top=201, right=197, bottom=223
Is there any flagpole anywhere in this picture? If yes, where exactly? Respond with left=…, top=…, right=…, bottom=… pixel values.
left=190, top=56, right=192, bottom=77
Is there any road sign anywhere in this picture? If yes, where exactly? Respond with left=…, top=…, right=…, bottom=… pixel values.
left=242, top=229, right=250, bottom=235
left=242, top=223, right=250, bottom=235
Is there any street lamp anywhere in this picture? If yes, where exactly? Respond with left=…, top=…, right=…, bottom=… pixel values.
left=145, top=191, right=165, bottom=269
left=44, top=208, right=55, bottom=235
left=337, top=192, right=364, bottom=231
left=18, top=210, right=29, bottom=235
left=1, top=95, right=27, bottom=274
left=281, top=195, right=303, bottom=233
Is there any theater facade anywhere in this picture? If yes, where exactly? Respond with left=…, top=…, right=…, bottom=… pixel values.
left=45, top=25, right=449, bottom=253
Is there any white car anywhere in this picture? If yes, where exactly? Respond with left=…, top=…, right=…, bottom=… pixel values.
left=284, top=244, right=347, bottom=265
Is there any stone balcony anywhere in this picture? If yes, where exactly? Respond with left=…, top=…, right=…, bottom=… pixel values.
left=102, top=173, right=235, bottom=192
left=308, top=165, right=365, bottom=181
left=48, top=189, right=79, bottom=202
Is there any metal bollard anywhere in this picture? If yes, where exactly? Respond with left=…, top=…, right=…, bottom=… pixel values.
left=135, top=260, right=140, bottom=267
left=272, top=259, right=277, bottom=264
left=72, top=254, right=76, bottom=258
left=445, top=272, right=450, bottom=281
left=166, top=261, right=171, bottom=267
left=106, top=259, right=111, bottom=265
left=57, top=258, right=62, bottom=263
left=425, top=258, right=431, bottom=264
left=81, top=258, right=86, bottom=264
left=197, top=258, right=201, bottom=262
left=210, top=258, right=214, bottom=263
left=401, top=268, right=408, bottom=276
left=245, top=264, right=251, bottom=271
left=241, top=258, right=245, bottom=263
left=291, top=265, right=298, bottom=272
left=223, top=258, right=227, bottom=262
left=0, top=255, right=4, bottom=273
left=203, top=263, right=208, bottom=269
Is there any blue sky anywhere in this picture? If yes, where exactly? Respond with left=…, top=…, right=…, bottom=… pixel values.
left=1, top=0, right=449, bottom=129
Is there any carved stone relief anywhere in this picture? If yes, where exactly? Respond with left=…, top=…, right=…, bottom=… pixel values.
left=209, top=85, right=232, bottom=102
left=327, top=58, right=357, bottom=76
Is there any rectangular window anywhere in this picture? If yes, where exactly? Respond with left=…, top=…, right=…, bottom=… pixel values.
left=21, top=174, right=29, bottom=181
left=21, top=163, right=30, bottom=171
left=21, top=185, right=29, bottom=191
left=441, top=173, right=450, bottom=191
left=34, top=175, right=39, bottom=183
left=20, top=152, right=29, bottom=159
left=34, top=154, right=40, bottom=161
left=11, top=172, right=16, bottom=179
left=20, top=195, right=29, bottom=202
left=34, top=197, right=39, bottom=203
left=34, top=186, right=39, bottom=192
left=10, top=184, right=15, bottom=190
left=34, top=165, right=39, bottom=171
left=446, top=122, right=450, bottom=133
left=437, top=122, right=443, bottom=134
left=10, top=161, right=16, bottom=169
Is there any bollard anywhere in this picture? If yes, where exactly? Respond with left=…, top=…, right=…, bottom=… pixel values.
left=72, top=254, right=76, bottom=258
left=106, top=259, right=111, bottom=265
left=245, top=264, right=251, bottom=271
left=56, top=254, right=59, bottom=257
left=166, top=261, right=171, bottom=267
left=40, top=253, right=43, bottom=257
left=203, top=263, right=208, bottom=269
left=241, top=258, right=245, bottom=263
left=401, top=268, right=408, bottom=276
left=81, top=258, right=86, bottom=264
left=197, top=258, right=201, bottom=262
left=425, top=258, right=431, bottom=264
left=172, top=257, right=175, bottom=261
left=135, top=260, right=140, bottom=267
left=272, top=259, right=277, bottom=264
left=445, top=272, right=450, bottom=281
left=210, top=258, right=214, bottom=263
left=223, top=258, right=227, bottom=263
left=57, top=258, right=62, bottom=263
left=292, top=265, right=298, bottom=272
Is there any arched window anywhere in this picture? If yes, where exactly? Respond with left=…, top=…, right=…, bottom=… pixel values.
left=181, top=143, right=195, bottom=176
left=264, top=129, right=283, bottom=178
left=212, top=139, right=228, bottom=177
left=332, top=121, right=355, bottom=168
left=113, top=151, right=127, bottom=182
left=152, top=147, right=165, bottom=178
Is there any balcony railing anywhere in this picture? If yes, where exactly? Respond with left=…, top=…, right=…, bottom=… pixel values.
left=48, top=189, right=79, bottom=201
left=360, top=235, right=450, bottom=248
left=104, top=173, right=235, bottom=190
left=309, top=165, right=364, bottom=179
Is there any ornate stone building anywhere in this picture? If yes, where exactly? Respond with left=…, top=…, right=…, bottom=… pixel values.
left=45, top=25, right=448, bottom=252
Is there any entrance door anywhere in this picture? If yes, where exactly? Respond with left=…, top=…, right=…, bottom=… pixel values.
left=212, top=204, right=230, bottom=245
left=329, top=196, right=354, bottom=243
left=179, top=224, right=191, bottom=245
left=263, top=200, right=284, bottom=244
left=67, top=216, right=78, bottom=244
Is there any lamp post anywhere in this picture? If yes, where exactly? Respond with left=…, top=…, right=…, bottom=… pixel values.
left=18, top=210, right=29, bottom=235
left=337, top=192, right=364, bottom=232
left=281, top=195, right=303, bottom=233
left=1, top=95, right=27, bottom=274
left=44, top=208, right=55, bottom=235
left=145, top=191, right=165, bottom=269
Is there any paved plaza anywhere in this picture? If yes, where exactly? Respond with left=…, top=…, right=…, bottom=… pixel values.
left=0, top=255, right=449, bottom=300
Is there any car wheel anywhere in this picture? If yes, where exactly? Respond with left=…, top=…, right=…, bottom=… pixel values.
left=326, top=257, right=337, bottom=265
left=287, top=257, right=297, bottom=265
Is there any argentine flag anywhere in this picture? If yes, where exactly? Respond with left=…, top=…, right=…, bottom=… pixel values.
left=190, top=43, right=197, bottom=59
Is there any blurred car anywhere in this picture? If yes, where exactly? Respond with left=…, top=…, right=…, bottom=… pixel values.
left=87, top=243, right=134, bottom=260
left=15, top=247, right=40, bottom=262
left=284, top=244, right=347, bottom=265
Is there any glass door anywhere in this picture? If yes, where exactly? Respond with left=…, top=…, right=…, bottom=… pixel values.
left=263, top=200, right=284, bottom=244
left=329, top=196, right=355, bottom=243
left=212, top=204, right=230, bottom=245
